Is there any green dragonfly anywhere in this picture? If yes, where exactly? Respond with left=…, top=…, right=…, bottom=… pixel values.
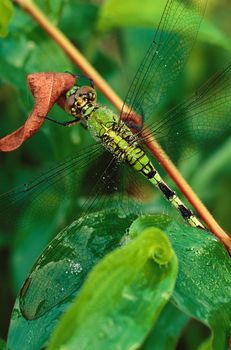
left=3, top=0, right=231, bottom=348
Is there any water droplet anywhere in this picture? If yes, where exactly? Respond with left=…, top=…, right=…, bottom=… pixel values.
left=69, top=261, right=83, bottom=275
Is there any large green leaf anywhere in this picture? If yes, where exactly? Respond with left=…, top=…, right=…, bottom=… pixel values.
left=97, top=0, right=231, bottom=53
left=7, top=209, right=231, bottom=349
left=0, top=0, right=13, bottom=38
left=48, top=227, right=177, bottom=350
left=130, top=215, right=231, bottom=350
left=7, top=209, right=140, bottom=350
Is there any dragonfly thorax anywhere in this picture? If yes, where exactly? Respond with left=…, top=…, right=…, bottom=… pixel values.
left=65, top=85, right=97, bottom=121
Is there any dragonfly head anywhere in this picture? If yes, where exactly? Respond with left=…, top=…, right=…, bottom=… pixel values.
left=65, top=85, right=97, bottom=120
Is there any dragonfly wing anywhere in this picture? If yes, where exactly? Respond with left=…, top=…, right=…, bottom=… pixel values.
left=142, top=62, right=231, bottom=160
left=120, top=0, right=207, bottom=126
left=0, top=143, right=102, bottom=216
left=0, top=143, right=104, bottom=286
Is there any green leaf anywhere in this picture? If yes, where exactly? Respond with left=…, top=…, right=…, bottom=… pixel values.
left=130, top=215, right=231, bottom=350
left=48, top=227, right=178, bottom=350
left=0, top=0, right=13, bottom=37
left=141, top=302, right=189, bottom=350
left=7, top=209, right=139, bottom=350
left=97, top=0, right=231, bottom=53
left=7, top=208, right=231, bottom=350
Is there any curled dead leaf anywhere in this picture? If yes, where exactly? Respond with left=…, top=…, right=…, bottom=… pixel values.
left=0, top=72, right=75, bottom=152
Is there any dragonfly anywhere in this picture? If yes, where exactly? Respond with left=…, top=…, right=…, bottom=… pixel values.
left=3, top=0, right=231, bottom=347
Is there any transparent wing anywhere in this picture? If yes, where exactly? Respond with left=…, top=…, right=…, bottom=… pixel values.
left=0, top=143, right=101, bottom=213
left=142, top=62, right=231, bottom=160
left=0, top=143, right=106, bottom=254
left=120, top=0, right=207, bottom=126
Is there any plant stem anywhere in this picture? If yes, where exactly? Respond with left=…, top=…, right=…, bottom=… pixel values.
left=13, top=0, right=231, bottom=253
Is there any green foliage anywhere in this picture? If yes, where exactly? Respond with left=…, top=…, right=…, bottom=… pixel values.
left=48, top=227, right=177, bottom=349
left=0, top=0, right=231, bottom=349
left=7, top=212, right=231, bottom=349
left=7, top=209, right=139, bottom=350
left=0, top=0, right=13, bottom=38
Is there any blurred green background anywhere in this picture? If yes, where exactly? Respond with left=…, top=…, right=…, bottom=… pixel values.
left=0, top=0, right=231, bottom=348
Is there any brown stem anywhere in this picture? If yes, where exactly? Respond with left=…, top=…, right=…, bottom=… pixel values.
left=13, top=0, right=231, bottom=253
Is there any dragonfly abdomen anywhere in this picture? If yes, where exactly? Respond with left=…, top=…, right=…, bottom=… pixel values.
left=150, top=176, right=206, bottom=229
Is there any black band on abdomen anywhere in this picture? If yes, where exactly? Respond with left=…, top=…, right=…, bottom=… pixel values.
left=158, top=182, right=175, bottom=199
left=178, top=205, right=193, bottom=219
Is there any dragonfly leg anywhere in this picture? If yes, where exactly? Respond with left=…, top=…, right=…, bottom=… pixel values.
left=45, top=116, right=80, bottom=127
left=65, top=71, right=94, bottom=88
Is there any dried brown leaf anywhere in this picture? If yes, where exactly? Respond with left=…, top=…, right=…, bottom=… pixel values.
left=0, top=72, right=75, bottom=152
